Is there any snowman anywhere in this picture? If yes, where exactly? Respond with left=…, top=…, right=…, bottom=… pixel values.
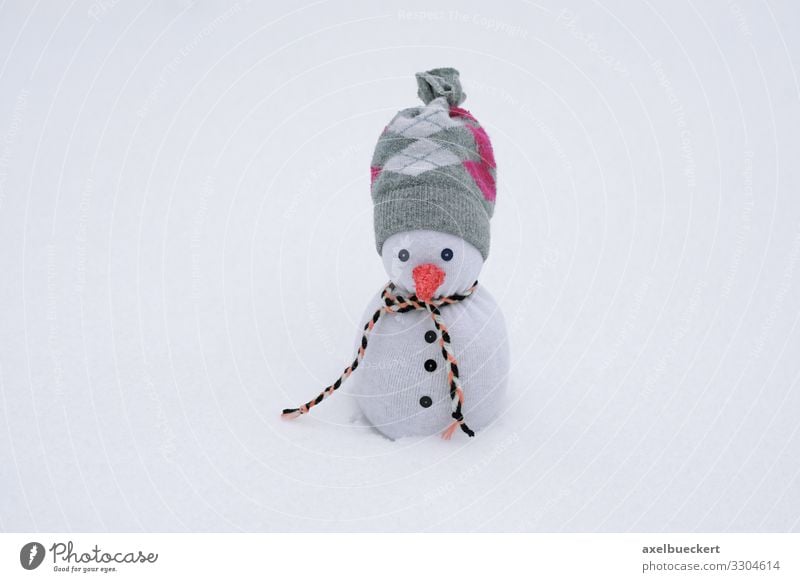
left=282, top=67, right=509, bottom=439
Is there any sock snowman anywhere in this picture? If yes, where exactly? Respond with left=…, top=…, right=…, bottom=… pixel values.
left=283, top=67, right=509, bottom=440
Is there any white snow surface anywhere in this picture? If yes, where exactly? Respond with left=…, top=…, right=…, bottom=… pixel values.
left=0, top=0, right=799, bottom=532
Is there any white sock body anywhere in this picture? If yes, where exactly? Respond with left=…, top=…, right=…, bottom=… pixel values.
left=350, top=228, right=510, bottom=439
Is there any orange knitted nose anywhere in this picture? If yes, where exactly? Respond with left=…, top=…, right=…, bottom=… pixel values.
left=412, top=263, right=446, bottom=302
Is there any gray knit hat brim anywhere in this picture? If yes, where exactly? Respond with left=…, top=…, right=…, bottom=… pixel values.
left=374, top=183, right=491, bottom=259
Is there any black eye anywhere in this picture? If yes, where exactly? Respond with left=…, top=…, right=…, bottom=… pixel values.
left=441, top=248, right=453, bottom=261
left=398, top=249, right=410, bottom=262
left=419, top=396, right=432, bottom=408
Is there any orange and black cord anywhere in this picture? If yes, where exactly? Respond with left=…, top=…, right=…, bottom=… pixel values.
left=281, top=281, right=478, bottom=439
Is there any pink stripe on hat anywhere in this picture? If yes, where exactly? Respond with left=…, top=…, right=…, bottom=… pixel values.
left=464, top=160, right=496, bottom=202
left=370, top=166, right=382, bottom=185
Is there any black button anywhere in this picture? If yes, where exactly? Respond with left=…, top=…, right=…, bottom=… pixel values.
left=398, top=248, right=410, bottom=262
left=424, top=330, right=437, bottom=343
left=424, top=359, right=437, bottom=372
left=441, top=248, right=453, bottom=261
left=419, top=396, right=432, bottom=408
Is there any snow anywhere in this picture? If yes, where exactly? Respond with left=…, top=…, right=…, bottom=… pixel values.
left=1, top=0, right=799, bottom=532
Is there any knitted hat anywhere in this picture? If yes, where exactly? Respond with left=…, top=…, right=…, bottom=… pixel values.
left=370, top=67, right=497, bottom=259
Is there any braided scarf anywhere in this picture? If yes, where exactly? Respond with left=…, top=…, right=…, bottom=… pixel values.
left=282, top=281, right=479, bottom=439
